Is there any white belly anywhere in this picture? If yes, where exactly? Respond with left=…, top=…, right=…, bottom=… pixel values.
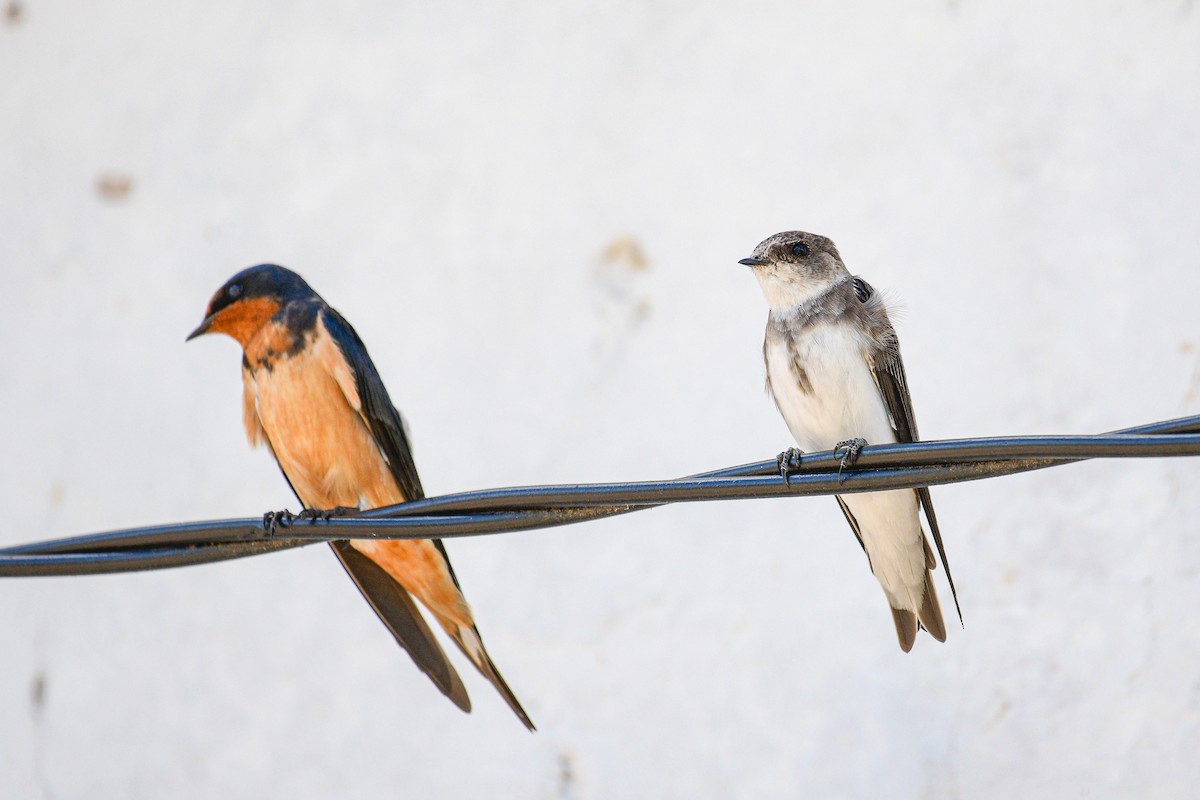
left=765, top=323, right=897, bottom=452
left=766, top=323, right=927, bottom=611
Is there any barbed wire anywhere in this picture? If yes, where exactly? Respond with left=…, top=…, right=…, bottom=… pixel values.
left=2, top=414, right=1198, bottom=578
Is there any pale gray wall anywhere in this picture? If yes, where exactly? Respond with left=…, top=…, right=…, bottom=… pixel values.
left=2, top=2, right=1199, bottom=797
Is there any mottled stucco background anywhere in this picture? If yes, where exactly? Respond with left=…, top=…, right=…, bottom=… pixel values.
left=2, top=2, right=1199, bottom=797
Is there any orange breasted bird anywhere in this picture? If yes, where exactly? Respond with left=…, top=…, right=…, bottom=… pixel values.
left=188, top=264, right=533, bottom=729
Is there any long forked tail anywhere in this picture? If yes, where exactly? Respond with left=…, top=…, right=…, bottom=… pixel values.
left=444, top=622, right=536, bottom=731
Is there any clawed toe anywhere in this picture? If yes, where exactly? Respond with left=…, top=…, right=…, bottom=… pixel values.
left=261, top=509, right=296, bottom=536
left=776, top=447, right=804, bottom=486
left=833, top=438, right=868, bottom=482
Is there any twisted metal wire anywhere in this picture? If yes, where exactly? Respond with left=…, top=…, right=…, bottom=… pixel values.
left=2, top=414, right=1198, bottom=577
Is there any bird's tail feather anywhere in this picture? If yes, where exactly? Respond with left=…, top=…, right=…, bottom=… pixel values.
left=890, top=566, right=947, bottom=651
left=443, top=621, right=536, bottom=731
left=917, top=570, right=947, bottom=643
left=891, top=607, right=918, bottom=652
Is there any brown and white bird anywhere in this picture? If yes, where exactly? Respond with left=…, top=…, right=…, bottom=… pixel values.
left=188, top=264, right=533, bottom=728
left=740, top=231, right=960, bottom=651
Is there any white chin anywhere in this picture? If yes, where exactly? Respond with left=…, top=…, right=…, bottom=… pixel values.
left=755, top=270, right=829, bottom=310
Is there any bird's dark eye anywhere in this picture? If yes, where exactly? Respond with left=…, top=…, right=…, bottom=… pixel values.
left=791, top=243, right=810, bottom=258
left=227, top=283, right=242, bottom=299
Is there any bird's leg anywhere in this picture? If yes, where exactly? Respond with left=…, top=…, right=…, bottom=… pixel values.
left=261, top=509, right=296, bottom=537
left=833, top=438, right=868, bottom=482
left=776, top=447, right=805, bottom=486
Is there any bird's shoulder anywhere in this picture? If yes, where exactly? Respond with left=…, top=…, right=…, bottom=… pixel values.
left=845, top=275, right=898, bottom=356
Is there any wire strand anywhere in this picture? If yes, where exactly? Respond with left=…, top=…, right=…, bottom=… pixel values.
left=2, top=415, right=1198, bottom=577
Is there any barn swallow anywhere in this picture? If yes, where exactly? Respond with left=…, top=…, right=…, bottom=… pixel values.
left=739, top=231, right=960, bottom=651
left=188, top=264, right=533, bottom=728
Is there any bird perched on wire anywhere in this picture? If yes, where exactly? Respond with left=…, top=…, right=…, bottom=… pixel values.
left=188, top=264, right=532, bottom=728
left=739, top=231, right=960, bottom=651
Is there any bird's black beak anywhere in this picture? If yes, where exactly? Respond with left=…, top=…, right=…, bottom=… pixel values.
left=739, top=256, right=768, bottom=267
left=186, top=315, right=215, bottom=341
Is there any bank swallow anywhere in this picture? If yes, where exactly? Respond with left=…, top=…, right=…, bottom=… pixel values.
left=740, top=232, right=960, bottom=651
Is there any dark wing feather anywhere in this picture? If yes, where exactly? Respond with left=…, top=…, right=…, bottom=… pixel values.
left=329, top=541, right=471, bottom=711
left=856, top=277, right=962, bottom=624
left=321, top=307, right=425, bottom=502
left=834, top=496, right=869, bottom=561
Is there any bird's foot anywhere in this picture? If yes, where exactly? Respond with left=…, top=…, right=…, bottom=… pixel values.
left=776, top=447, right=805, bottom=486
left=261, top=509, right=296, bottom=537
left=833, top=438, right=868, bottom=483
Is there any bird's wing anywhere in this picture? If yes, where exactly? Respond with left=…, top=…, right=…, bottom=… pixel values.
left=319, top=307, right=425, bottom=503
left=319, top=308, right=478, bottom=590
left=856, top=277, right=962, bottom=623
left=318, top=306, right=470, bottom=607
left=319, top=307, right=534, bottom=729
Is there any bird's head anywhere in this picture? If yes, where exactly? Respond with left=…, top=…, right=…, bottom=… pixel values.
left=739, top=231, right=848, bottom=310
left=187, top=264, right=315, bottom=347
